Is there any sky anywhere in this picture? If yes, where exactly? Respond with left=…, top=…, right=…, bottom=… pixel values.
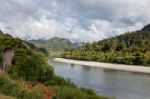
left=0, top=0, right=150, bottom=42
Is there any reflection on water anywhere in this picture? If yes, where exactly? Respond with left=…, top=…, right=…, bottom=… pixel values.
left=81, top=66, right=92, bottom=71
left=71, top=64, right=75, bottom=68
left=103, top=69, right=119, bottom=73
left=48, top=59, right=150, bottom=99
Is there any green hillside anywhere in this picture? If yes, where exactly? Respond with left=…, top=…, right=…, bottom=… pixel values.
left=0, top=31, right=106, bottom=99
left=62, top=24, right=150, bottom=66
left=29, top=37, right=77, bottom=52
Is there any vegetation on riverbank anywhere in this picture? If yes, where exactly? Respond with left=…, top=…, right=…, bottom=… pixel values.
left=62, top=24, right=150, bottom=66
left=0, top=31, right=107, bottom=99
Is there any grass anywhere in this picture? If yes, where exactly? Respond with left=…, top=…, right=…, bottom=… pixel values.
left=0, top=93, right=15, bottom=99
left=53, top=86, right=107, bottom=99
left=0, top=74, right=55, bottom=99
left=0, top=74, right=108, bottom=99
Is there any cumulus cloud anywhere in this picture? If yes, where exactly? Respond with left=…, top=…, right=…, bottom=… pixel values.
left=0, top=0, right=149, bottom=42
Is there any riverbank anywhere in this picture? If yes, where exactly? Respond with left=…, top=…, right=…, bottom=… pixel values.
left=54, top=58, right=150, bottom=74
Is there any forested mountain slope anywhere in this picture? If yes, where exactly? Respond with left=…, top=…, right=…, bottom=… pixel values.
left=62, top=24, right=150, bottom=66
left=29, top=37, right=77, bottom=52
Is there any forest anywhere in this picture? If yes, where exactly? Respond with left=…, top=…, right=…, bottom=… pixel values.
left=62, top=24, right=150, bottom=66
left=29, top=37, right=77, bottom=57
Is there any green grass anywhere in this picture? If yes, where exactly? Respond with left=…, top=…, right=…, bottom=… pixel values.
left=53, top=86, right=107, bottom=99
left=0, top=74, right=43, bottom=99
left=0, top=93, right=15, bottom=99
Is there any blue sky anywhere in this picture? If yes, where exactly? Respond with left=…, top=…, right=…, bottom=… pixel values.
left=0, top=0, right=150, bottom=42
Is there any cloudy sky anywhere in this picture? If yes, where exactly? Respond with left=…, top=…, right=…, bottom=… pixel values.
left=0, top=0, right=150, bottom=42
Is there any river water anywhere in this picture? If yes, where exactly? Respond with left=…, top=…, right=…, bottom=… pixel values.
left=48, top=58, right=150, bottom=99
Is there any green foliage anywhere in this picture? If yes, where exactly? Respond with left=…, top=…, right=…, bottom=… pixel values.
left=0, top=34, right=26, bottom=66
left=0, top=34, right=27, bottom=51
left=9, top=49, right=41, bottom=81
left=53, top=86, right=107, bottom=99
left=24, top=41, right=49, bottom=56
left=0, top=75, right=20, bottom=96
left=62, top=25, right=150, bottom=66
left=0, top=75, right=43, bottom=99
left=144, top=51, right=150, bottom=64
left=8, top=48, right=54, bottom=81
left=45, top=75, right=75, bottom=87
left=0, top=31, right=106, bottom=99
left=29, top=37, right=77, bottom=56
left=38, top=65, right=54, bottom=82
left=17, top=89, right=43, bottom=99
left=0, top=33, right=54, bottom=81
left=81, top=88, right=96, bottom=96
left=38, top=47, right=49, bottom=56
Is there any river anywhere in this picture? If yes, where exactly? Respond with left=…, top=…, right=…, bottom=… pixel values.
left=48, top=58, right=150, bottom=99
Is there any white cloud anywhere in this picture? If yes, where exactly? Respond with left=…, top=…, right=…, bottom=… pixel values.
left=0, top=22, right=8, bottom=33
left=5, top=16, right=65, bottom=40
left=0, top=0, right=149, bottom=42
left=13, top=0, right=30, bottom=4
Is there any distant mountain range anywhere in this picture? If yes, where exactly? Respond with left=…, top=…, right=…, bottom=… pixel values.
left=29, top=37, right=78, bottom=52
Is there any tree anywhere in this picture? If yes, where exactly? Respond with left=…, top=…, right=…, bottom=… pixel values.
left=144, top=51, right=150, bottom=64
left=116, top=40, right=126, bottom=51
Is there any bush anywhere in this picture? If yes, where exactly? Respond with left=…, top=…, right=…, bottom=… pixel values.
left=53, top=86, right=106, bottom=99
left=45, top=75, right=75, bottom=87
left=17, top=89, right=43, bottom=99
left=133, top=52, right=145, bottom=65
left=0, top=75, right=43, bottom=99
left=0, top=34, right=54, bottom=82
left=8, top=49, right=41, bottom=81
left=38, top=65, right=54, bottom=82
left=8, top=48, right=54, bottom=81
left=0, top=75, right=20, bottom=96
left=81, top=87, right=96, bottom=96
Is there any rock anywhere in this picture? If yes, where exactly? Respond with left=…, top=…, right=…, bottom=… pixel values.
left=3, top=48, right=14, bottom=71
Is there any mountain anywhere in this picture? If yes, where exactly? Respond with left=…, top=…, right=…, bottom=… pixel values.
left=62, top=24, right=150, bottom=66
left=141, top=24, right=150, bottom=32
left=29, top=37, right=78, bottom=52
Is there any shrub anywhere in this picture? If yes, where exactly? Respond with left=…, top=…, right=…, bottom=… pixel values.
left=0, top=75, right=20, bottom=96
left=38, top=65, right=54, bottom=82
left=45, top=75, right=75, bottom=87
left=8, top=48, right=54, bottom=81
left=8, top=49, right=41, bottom=81
left=0, top=74, right=43, bottom=99
left=53, top=86, right=106, bottom=99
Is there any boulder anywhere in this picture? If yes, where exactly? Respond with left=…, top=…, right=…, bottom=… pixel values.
left=2, top=48, right=14, bottom=71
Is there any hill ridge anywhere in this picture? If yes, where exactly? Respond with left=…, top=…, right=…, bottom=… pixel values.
left=62, top=24, right=150, bottom=66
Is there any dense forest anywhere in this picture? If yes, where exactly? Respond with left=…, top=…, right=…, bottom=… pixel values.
left=0, top=31, right=106, bottom=99
left=62, top=24, right=150, bottom=66
left=29, top=37, right=77, bottom=56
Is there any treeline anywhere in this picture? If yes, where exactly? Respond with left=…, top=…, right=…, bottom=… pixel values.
left=62, top=24, right=150, bottom=66
left=24, top=41, right=49, bottom=56
left=29, top=37, right=77, bottom=52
